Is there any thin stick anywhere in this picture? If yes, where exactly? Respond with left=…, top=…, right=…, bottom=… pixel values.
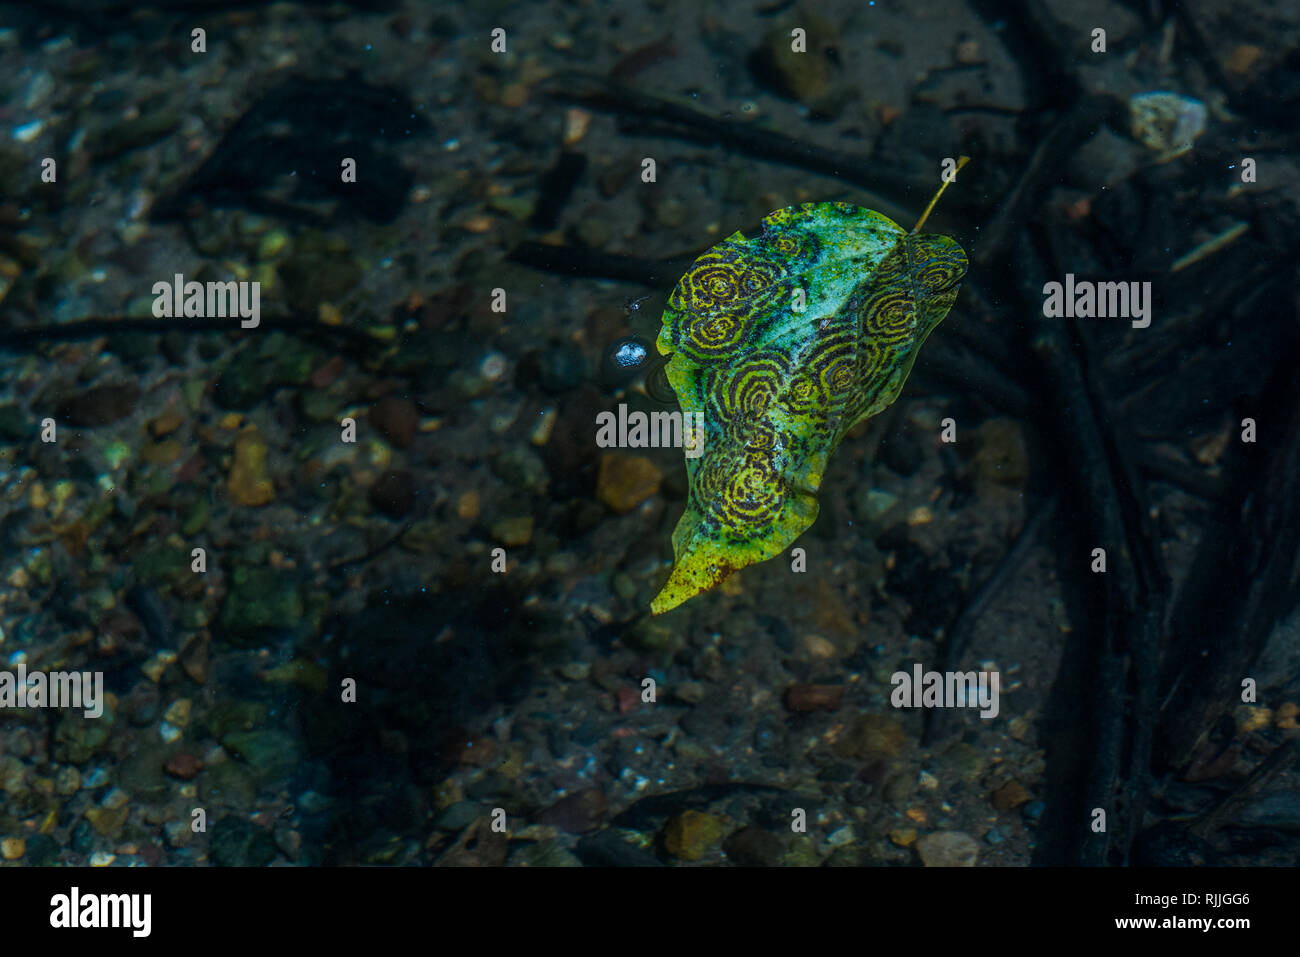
left=912, top=156, right=969, bottom=233
left=1170, top=221, right=1249, bottom=272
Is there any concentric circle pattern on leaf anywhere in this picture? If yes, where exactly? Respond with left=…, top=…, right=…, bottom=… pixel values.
left=650, top=202, right=968, bottom=614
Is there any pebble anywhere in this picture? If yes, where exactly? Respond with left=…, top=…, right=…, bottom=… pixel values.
left=801, top=634, right=838, bottom=659
left=1224, top=44, right=1263, bottom=75
left=82, top=767, right=109, bottom=788
left=1277, top=702, right=1299, bottom=730
left=258, top=229, right=289, bottom=259
left=447, top=732, right=496, bottom=768
left=889, top=827, right=918, bottom=847
left=490, top=516, right=534, bottom=546
left=435, top=802, right=482, bottom=831
left=954, top=38, right=981, bottom=64
left=180, top=631, right=210, bottom=686
left=23, top=70, right=53, bottom=108
left=369, top=469, right=416, bottom=517
left=220, top=730, right=301, bottom=784
left=141, top=438, right=183, bottom=466
left=972, top=418, right=1030, bottom=486
left=434, top=818, right=508, bottom=867
left=991, top=779, right=1031, bottom=811
left=1067, top=127, right=1141, bottom=189
left=751, top=19, right=833, bottom=103
left=722, top=826, right=786, bottom=866
left=1236, top=705, right=1271, bottom=733
left=627, top=617, right=681, bottom=654
left=28, top=483, right=49, bottom=510
left=24, top=834, right=58, bottom=866
left=915, top=830, right=979, bottom=867
left=784, top=841, right=821, bottom=867
left=784, top=683, right=845, bottom=712
left=219, top=567, right=303, bottom=642
left=227, top=428, right=274, bottom=506
left=557, top=661, right=591, bottom=681
left=0, top=403, right=25, bottom=441
left=449, top=369, right=494, bottom=399
left=275, top=826, right=303, bottom=861
left=826, top=825, right=856, bottom=847
left=85, top=805, right=129, bottom=837
left=163, top=698, right=192, bottom=728
left=537, top=344, right=588, bottom=394
left=10, top=119, right=43, bottom=143
left=512, top=840, right=583, bottom=867
left=260, top=659, right=328, bottom=694
left=370, top=396, right=419, bottom=449
left=575, top=216, right=611, bottom=249
left=210, top=817, right=277, bottom=867
left=673, top=681, right=707, bottom=705
left=148, top=411, right=184, bottom=438
left=114, top=745, right=168, bottom=803
left=563, top=108, right=591, bottom=145
left=500, top=83, right=528, bottom=108
left=54, top=766, right=81, bottom=796
left=652, top=197, right=687, bottom=230
left=1129, top=92, right=1206, bottom=162
left=164, top=753, right=203, bottom=780
left=537, top=789, right=607, bottom=834
left=163, top=821, right=192, bottom=848
left=948, top=742, right=986, bottom=782
left=456, top=489, right=480, bottom=521
left=56, top=382, right=139, bottom=426
left=433, top=779, right=464, bottom=811
left=616, top=685, right=640, bottom=714
left=597, top=165, right=629, bottom=198
left=838, top=713, right=907, bottom=759
left=596, top=452, right=663, bottom=512
left=4, top=728, right=33, bottom=758
left=492, top=447, right=549, bottom=494
left=530, top=407, right=557, bottom=446
left=1, top=837, right=24, bottom=860
left=854, top=487, right=899, bottom=523
left=663, top=810, right=725, bottom=861
left=70, top=821, right=94, bottom=855
left=54, top=709, right=116, bottom=764
left=488, top=195, right=536, bottom=222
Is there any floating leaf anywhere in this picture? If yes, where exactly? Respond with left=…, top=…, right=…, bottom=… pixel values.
left=650, top=200, right=967, bottom=614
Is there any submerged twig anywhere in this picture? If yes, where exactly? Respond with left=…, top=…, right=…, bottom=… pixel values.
left=1190, top=741, right=1300, bottom=839
left=0, top=314, right=388, bottom=354
left=539, top=71, right=982, bottom=219
left=1159, top=379, right=1300, bottom=768
left=923, top=493, right=1057, bottom=746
